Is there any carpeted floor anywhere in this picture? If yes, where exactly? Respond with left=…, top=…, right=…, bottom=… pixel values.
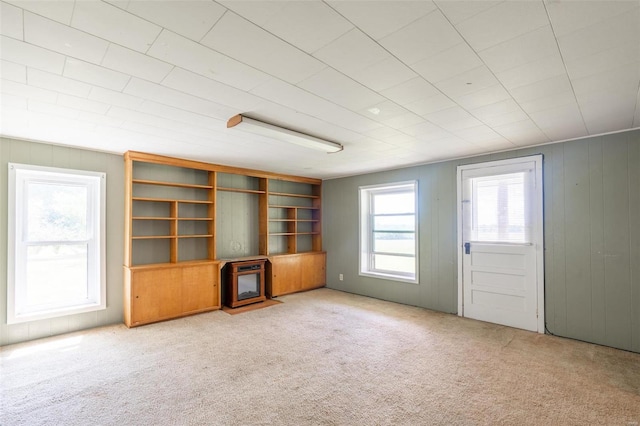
left=1, top=288, right=639, bottom=425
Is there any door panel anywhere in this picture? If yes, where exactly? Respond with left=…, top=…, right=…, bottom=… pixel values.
left=458, top=156, right=544, bottom=333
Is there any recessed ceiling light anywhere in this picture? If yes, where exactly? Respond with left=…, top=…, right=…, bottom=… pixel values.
left=367, top=107, right=381, bottom=115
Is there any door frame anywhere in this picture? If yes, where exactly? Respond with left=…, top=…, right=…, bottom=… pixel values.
left=456, top=155, right=545, bottom=333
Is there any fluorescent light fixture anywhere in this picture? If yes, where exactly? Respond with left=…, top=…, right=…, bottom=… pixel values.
left=227, top=114, right=343, bottom=153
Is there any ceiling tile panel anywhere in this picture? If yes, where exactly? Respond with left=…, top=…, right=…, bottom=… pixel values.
left=453, top=84, right=511, bottom=111
left=63, top=58, right=130, bottom=91
left=217, top=1, right=286, bottom=27
left=314, top=29, right=389, bottom=75
left=572, top=63, right=640, bottom=100
left=435, top=0, right=501, bottom=25
left=27, top=68, right=93, bottom=97
left=1, top=79, right=58, bottom=103
left=1, top=60, right=27, bottom=83
left=434, top=66, right=499, bottom=98
left=401, top=121, right=451, bottom=140
left=0, top=37, right=65, bottom=75
left=327, top=0, right=436, bottom=40
left=1, top=92, right=28, bottom=110
left=470, top=99, right=529, bottom=127
left=250, top=78, right=382, bottom=133
left=556, top=8, right=640, bottom=61
left=125, top=0, right=226, bottom=41
left=493, top=119, right=550, bottom=146
left=380, top=77, right=441, bottom=105
left=406, top=93, right=456, bottom=117
left=101, top=44, right=173, bottom=84
left=580, top=96, right=637, bottom=134
left=412, top=42, right=483, bottom=83
left=57, top=93, right=110, bottom=115
left=348, top=57, right=417, bottom=92
left=479, top=26, right=559, bottom=74
left=509, top=74, right=573, bottom=104
left=546, top=0, right=639, bottom=37
left=88, top=86, right=145, bottom=110
left=495, top=54, right=566, bottom=90
left=71, top=0, right=162, bottom=53
left=379, top=10, right=462, bottom=65
left=455, top=1, right=549, bottom=51
left=136, top=100, right=224, bottom=130
left=528, top=103, right=586, bottom=134
left=424, top=106, right=483, bottom=129
left=519, top=91, right=577, bottom=115
left=147, top=29, right=271, bottom=90
left=4, top=0, right=74, bottom=25
left=260, top=1, right=353, bottom=53
left=564, top=41, right=640, bottom=80
left=200, top=12, right=326, bottom=84
left=29, top=99, right=80, bottom=120
left=123, top=78, right=236, bottom=119
left=162, top=67, right=264, bottom=112
left=1, top=1, right=23, bottom=39
left=24, top=12, right=108, bottom=65
left=297, top=67, right=385, bottom=111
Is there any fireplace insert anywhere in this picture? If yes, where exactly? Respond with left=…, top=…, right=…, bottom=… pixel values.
left=226, top=260, right=266, bottom=308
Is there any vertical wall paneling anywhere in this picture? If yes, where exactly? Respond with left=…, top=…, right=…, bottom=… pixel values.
left=602, top=133, right=632, bottom=350
left=323, top=129, right=640, bottom=353
left=563, top=141, right=592, bottom=341
left=629, top=136, right=640, bottom=353
left=550, top=144, right=567, bottom=335
left=0, top=137, right=124, bottom=346
left=588, top=138, right=606, bottom=343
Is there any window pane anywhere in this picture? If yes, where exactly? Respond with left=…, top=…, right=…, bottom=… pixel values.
left=373, top=232, right=415, bottom=255
left=473, top=172, right=526, bottom=242
left=373, top=192, right=414, bottom=214
left=27, top=182, right=88, bottom=241
left=26, top=244, right=88, bottom=308
left=373, top=215, right=414, bottom=231
left=373, top=254, right=415, bottom=275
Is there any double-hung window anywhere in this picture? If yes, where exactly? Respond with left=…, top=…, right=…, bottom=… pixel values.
left=7, top=163, right=106, bottom=324
left=359, top=181, right=418, bottom=283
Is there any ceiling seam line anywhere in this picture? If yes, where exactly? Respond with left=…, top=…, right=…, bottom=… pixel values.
left=541, top=0, right=590, bottom=135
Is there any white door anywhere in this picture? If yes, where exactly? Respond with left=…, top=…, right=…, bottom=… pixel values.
left=457, top=156, right=544, bottom=333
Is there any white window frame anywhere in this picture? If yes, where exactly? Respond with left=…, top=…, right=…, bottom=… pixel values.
left=7, top=163, right=106, bottom=324
left=359, top=181, right=418, bottom=284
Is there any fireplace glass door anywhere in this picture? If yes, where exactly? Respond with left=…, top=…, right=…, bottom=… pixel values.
left=237, top=273, right=260, bottom=301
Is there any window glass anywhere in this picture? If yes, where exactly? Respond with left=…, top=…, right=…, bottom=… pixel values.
left=360, top=182, right=418, bottom=283
left=472, top=172, right=527, bottom=242
left=8, top=163, right=106, bottom=324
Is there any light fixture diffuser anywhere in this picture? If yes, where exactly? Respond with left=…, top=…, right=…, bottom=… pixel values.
left=227, top=114, right=343, bottom=153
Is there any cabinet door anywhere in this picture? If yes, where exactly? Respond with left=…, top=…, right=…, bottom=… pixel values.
left=182, top=264, right=219, bottom=312
left=131, top=268, right=182, bottom=325
left=270, top=256, right=302, bottom=296
left=300, top=253, right=326, bottom=291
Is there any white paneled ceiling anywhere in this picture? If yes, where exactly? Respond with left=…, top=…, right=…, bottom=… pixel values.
left=1, top=0, right=639, bottom=178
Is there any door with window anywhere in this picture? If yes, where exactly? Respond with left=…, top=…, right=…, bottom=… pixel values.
left=457, top=156, right=544, bottom=332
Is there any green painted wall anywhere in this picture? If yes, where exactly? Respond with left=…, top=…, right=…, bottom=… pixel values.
left=323, top=129, right=640, bottom=353
left=0, top=137, right=125, bottom=346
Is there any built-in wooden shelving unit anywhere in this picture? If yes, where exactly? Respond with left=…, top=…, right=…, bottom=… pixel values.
left=123, top=151, right=325, bottom=327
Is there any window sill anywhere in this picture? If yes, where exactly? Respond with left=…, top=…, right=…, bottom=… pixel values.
left=359, top=271, right=418, bottom=285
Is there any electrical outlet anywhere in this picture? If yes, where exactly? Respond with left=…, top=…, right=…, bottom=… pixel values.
left=339, top=274, right=344, bottom=281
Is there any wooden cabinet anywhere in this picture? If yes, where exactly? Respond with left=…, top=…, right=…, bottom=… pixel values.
left=124, top=262, right=219, bottom=327
left=124, top=151, right=325, bottom=326
left=267, top=252, right=326, bottom=297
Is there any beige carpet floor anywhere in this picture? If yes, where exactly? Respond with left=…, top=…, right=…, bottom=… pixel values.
left=1, top=288, right=639, bottom=425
